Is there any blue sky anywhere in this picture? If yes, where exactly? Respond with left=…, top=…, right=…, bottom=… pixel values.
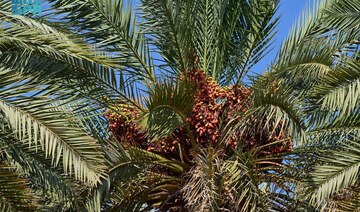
left=252, top=0, right=312, bottom=74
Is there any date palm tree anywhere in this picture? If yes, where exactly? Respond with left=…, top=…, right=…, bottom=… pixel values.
left=0, top=0, right=358, bottom=211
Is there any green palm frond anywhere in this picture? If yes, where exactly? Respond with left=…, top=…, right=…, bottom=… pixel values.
left=193, top=0, right=279, bottom=84
left=140, top=0, right=194, bottom=73
left=192, top=0, right=223, bottom=76
left=275, top=0, right=328, bottom=65
left=109, top=173, right=181, bottom=212
left=0, top=117, right=88, bottom=210
left=252, top=85, right=306, bottom=145
left=229, top=0, right=279, bottom=84
left=305, top=138, right=360, bottom=208
left=84, top=144, right=138, bottom=212
left=45, top=0, right=154, bottom=81
left=307, top=120, right=360, bottom=147
left=0, top=11, right=115, bottom=67
left=0, top=134, right=76, bottom=207
left=142, top=79, right=194, bottom=140
left=224, top=149, right=281, bottom=212
left=0, top=70, right=107, bottom=186
left=305, top=58, right=360, bottom=147
left=269, top=2, right=330, bottom=92
left=190, top=0, right=279, bottom=83
left=312, top=59, right=360, bottom=119
left=0, top=98, right=107, bottom=185
left=0, top=12, right=144, bottom=111
left=140, top=0, right=279, bottom=83
left=85, top=145, right=188, bottom=211
left=0, top=0, right=10, bottom=12
left=272, top=37, right=334, bottom=93
left=180, top=145, right=296, bottom=211
left=0, top=164, right=37, bottom=212
left=270, top=0, right=360, bottom=93
left=322, top=0, right=360, bottom=32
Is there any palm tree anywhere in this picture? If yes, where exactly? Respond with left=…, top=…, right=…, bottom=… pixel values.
left=0, top=0, right=358, bottom=211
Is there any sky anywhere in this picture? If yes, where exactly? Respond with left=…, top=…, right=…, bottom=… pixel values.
left=252, top=0, right=312, bottom=74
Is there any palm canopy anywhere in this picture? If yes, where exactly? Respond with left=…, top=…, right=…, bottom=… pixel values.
left=0, top=0, right=359, bottom=211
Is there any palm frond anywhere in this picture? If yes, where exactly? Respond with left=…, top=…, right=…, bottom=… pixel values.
left=109, top=173, right=181, bottom=212
left=0, top=70, right=107, bottom=186
left=85, top=145, right=188, bottom=211
left=193, top=0, right=279, bottom=84
left=140, top=0, right=194, bottom=73
left=0, top=125, right=79, bottom=209
left=270, top=0, right=360, bottom=93
left=0, top=0, right=10, bottom=12
left=230, top=0, right=279, bottom=84
left=45, top=0, right=154, bottom=81
left=142, top=79, right=194, bottom=140
left=312, top=59, right=360, bottom=119
left=0, top=163, right=37, bottom=212
left=275, top=0, right=328, bottom=66
left=0, top=11, right=144, bottom=111
left=269, top=0, right=332, bottom=91
left=305, top=138, right=360, bottom=208
left=251, top=85, right=306, bottom=145
left=322, top=0, right=360, bottom=32
left=217, top=147, right=292, bottom=211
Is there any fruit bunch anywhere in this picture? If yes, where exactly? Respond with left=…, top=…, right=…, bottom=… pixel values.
left=186, top=68, right=225, bottom=144
left=240, top=119, right=292, bottom=156
left=105, top=106, right=185, bottom=154
left=105, top=68, right=291, bottom=157
left=105, top=107, right=147, bottom=149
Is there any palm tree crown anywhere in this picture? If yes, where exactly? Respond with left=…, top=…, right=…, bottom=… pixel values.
left=0, top=0, right=359, bottom=211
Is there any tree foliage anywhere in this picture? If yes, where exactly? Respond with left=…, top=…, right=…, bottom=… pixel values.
left=0, top=0, right=359, bottom=211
